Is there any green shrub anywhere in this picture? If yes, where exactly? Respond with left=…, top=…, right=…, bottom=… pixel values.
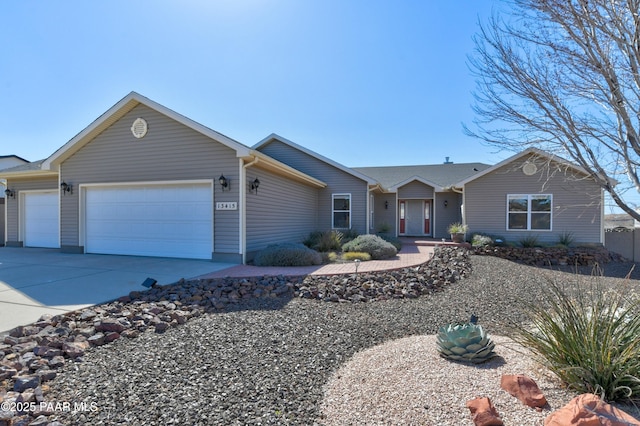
left=253, top=243, right=322, bottom=266
left=376, top=222, right=392, bottom=233
left=341, top=251, right=371, bottom=261
left=557, top=231, right=575, bottom=247
left=512, top=276, right=640, bottom=403
left=342, top=234, right=397, bottom=260
left=340, top=229, right=360, bottom=245
left=519, top=235, right=540, bottom=248
left=447, top=222, right=469, bottom=234
left=379, top=234, right=402, bottom=251
left=471, top=234, right=494, bottom=248
left=303, top=230, right=343, bottom=252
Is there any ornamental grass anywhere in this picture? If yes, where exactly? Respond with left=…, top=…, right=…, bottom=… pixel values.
left=511, top=270, right=640, bottom=403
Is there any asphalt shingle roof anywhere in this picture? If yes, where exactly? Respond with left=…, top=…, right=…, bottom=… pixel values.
left=353, top=162, right=492, bottom=190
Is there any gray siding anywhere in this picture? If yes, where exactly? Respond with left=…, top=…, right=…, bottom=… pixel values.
left=4, top=176, right=58, bottom=243
left=60, top=104, right=241, bottom=256
left=465, top=155, right=602, bottom=244
left=245, top=166, right=318, bottom=256
left=0, top=198, right=4, bottom=245
left=398, top=181, right=434, bottom=199
left=434, top=192, right=462, bottom=239
left=258, top=140, right=368, bottom=233
left=372, top=194, right=396, bottom=234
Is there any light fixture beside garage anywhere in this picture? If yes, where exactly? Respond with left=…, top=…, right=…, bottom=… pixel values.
left=218, top=174, right=229, bottom=191
left=250, top=178, right=260, bottom=194
left=60, top=182, right=73, bottom=195
left=4, top=188, right=15, bottom=199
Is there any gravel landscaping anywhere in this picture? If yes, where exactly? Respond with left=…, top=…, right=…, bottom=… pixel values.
left=2, top=247, right=639, bottom=425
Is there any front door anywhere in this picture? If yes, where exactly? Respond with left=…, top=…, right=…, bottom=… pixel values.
left=399, top=200, right=431, bottom=236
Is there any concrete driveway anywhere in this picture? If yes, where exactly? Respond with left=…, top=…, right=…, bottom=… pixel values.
left=0, top=247, right=236, bottom=333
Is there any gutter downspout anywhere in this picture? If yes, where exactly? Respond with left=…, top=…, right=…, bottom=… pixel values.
left=241, top=156, right=259, bottom=264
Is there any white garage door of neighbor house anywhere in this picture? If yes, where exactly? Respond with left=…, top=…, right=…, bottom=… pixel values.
left=24, top=192, right=60, bottom=248
left=85, top=184, right=213, bottom=259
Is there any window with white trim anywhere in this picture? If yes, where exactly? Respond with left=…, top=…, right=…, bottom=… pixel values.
left=507, top=194, right=552, bottom=230
left=332, top=194, right=351, bottom=229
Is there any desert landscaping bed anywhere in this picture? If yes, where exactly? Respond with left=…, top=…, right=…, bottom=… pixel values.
left=2, top=248, right=639, bottom=425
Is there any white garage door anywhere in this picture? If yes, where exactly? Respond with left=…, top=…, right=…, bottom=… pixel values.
left=85, top=183, right=213, bottom=259
left=24, top=192, right=60, bottom=248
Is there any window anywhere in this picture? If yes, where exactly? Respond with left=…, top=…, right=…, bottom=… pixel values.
left=332, top=194, right=351, bottom=229
left=507, top=194, right=552, bottom=230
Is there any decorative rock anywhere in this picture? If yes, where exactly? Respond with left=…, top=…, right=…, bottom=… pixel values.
left=500, top=374, right=547, bottom=408
left=0, top=366, right=18, bottom=380
left=62, top=340, right=90, bottom=359
left=466, top=397, right=504, bottom=426
left=36, top=369, right=57, bottom=382
left=94, top=318, right=126, bottom=333
left=48, top=356, right=65, bottom=369
left=544, top=393, right=640, bottom=425
left=13, top=375, right=40, bottom=392
left=104, top=332, right=121, bottom=343
left=87, top=333, right=105, bottom=346
left=33, top=346, right=62, bottom=358
left=154, top=322, right=170, bottom=333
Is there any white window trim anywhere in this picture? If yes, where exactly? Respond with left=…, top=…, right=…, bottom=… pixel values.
left=506, top=194, right=553, bottom=231
left=332, top=193, right=351, bottom=229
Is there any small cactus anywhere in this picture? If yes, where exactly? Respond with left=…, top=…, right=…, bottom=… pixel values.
left=436, top=322, right=496, bottom=363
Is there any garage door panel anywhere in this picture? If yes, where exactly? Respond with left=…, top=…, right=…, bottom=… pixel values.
left=24, top=192, right=59, bottom=248
left=85, top=184, right=213, bottom=259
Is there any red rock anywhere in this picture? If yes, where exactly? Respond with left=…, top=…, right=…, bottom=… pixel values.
left=466, top=397, right=504, bottom=426
left=500, top=374, right=547, bottom=408
left=544, top=393, right=640, bottom=425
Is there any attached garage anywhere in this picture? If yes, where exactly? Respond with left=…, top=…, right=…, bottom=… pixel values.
left=83, top=182, right=213, bottom=259
left=23, top=191, right=60, bottom=248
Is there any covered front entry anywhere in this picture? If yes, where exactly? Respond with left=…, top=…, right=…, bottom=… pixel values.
left=399, top=199, right=431, bottom=236
left=83, top=182, right=213, bottom=259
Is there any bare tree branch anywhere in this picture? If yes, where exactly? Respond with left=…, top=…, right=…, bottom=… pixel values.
left=466, top=0, right=640, bottom=220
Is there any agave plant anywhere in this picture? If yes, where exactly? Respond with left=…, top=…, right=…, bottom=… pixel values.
left=436, top=322, right=496, bottom=363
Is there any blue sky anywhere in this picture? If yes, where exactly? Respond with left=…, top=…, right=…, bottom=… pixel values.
left=1, top=0, right=506, bottom=169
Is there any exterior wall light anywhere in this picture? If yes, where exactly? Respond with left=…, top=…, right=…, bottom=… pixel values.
left=60, top=181, right=73, bottom=195
left=4, top=189, right=15, bottom=199
left=385, top=201, right=389, bottom=209
left=219, top=174, right=229, bottom=191
left=250, top=178, right=260, bottom=194
left=444, top=200, right=448, bottom=208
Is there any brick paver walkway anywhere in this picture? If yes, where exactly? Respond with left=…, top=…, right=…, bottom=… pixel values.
left=196, top=240, right=444, bottom=279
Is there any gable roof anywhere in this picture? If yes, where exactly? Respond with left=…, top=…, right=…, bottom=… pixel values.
left=354, top=162, right=491, bottom=190
left=0, top=155, right=29, bottom=164
left=454, top=147, right=601, bottom=187
left=254, top=133, right=378, bottom=185
left=43, top=91, right=251, bottom=170
left=0, top=159, right=57, bottom=177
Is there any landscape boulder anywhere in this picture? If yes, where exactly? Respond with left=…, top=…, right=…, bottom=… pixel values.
left=544, top=393, right=640, bottom=426
left=466, top=397, right=504, bottom=426
left=500, top=374, right=547, bottom=408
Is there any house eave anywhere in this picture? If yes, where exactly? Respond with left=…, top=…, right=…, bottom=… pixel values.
left=254, top=133, right=377, bottom=185
left=244, top=151, right=327, bottom=188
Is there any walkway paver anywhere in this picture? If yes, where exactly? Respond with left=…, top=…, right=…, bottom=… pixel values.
left=197, top=243, right=436, bottom=279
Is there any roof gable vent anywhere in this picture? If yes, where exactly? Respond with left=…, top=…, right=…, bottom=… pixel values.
left=131, top=118, right=148, bottom=139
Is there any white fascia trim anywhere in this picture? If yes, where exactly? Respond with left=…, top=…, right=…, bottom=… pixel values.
left=454, top=147, right=612, bottom=187
left=254, top=133, right=377, bottom=185
left=248, top=150, right=326, bottom=188
left=78, top=179, right=214, bottom=188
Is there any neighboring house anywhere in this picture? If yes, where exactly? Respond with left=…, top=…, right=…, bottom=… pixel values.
left=0, top=92, right=606, bottom=262
left=0, top=155, right=29, bottom=246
